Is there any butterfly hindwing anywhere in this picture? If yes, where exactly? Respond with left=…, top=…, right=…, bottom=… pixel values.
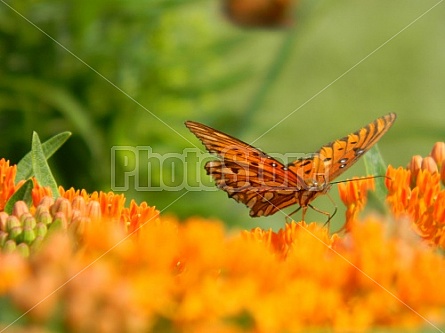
left=205, top=160, right=304, bottom=217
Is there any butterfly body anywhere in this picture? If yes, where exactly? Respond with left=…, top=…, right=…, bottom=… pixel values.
left=205, top=158, right=331, bottom=217
left=185, top=113, right=396, bottom=219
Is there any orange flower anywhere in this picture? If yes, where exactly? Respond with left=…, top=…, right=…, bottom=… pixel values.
left=406, top=142, right=445, bottom=186
left=386, top=165, right=445, bottom=247
left=386, top=142, right=445, bottom=248
left=122, top=200, right=160, bottom=234
left=338, top=177, right=375, bottom=232
left=0, top=159, right=24, bottom=211
left=31, top=180, right=53, bottom=208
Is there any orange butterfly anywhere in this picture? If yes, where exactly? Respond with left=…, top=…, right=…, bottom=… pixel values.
left=185, top=113, right=396, bottom=220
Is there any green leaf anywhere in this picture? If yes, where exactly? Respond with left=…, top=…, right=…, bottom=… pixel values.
left=31, top=132, right=60, bottom=199
left=4, top=179, right=34, bottom=215
left=363, top=145, right=389, bottom=213
left=16, top=131, right=71, bottom=183
left=364, top=145, right=388, bottom=195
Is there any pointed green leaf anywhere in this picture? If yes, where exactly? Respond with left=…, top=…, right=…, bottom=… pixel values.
left=364, top=145, right=389, bottom=213
left=31, top=132, right=60, bottom=199
left=4, top=179, right=34, bottom=215
left=364, top=145, right=388, bottom=195
left=16, top=131, right=71, bottom=183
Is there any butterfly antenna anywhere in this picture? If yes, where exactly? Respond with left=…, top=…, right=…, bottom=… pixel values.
left=329, top=175, right=390, bottom=185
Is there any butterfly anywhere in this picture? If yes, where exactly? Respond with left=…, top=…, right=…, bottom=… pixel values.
left=185, top=113, right=396, bottom=220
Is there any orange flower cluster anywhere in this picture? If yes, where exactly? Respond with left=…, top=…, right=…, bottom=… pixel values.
left=2, top=217, right=445, bottom=332
left=386, top=142, right=445, bottom=248
left=0, top=167, right=159, bottom=258
left=0, top=157, right=445, bottom=332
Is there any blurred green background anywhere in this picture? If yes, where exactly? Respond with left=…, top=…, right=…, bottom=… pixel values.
left=1, top=0, right=444, bottom=231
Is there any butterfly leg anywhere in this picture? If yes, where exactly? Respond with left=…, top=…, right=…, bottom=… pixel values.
left=286, top=206, right=303, bottom=222
left=301, top=206, right=307, bottom=221
left=307, top=204, right=331, bottom=220
left=307, top=204, right=336, bottom=232
left=324, top=193, right=338, bottom=226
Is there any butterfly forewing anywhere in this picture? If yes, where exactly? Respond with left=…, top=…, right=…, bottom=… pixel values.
left=185, top=113, right=396, bottom=218
left=309, top=113, right=396, bottom=182
left=185, top=121, right=304, bottom=189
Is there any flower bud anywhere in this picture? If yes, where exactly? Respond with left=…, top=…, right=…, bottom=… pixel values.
left=421, top=156, right=438, bottom=174
left=9, top=226, right=23, bottom=242
left=30, top=235, right=44, bottom=253
left=407, top=155, right=423, bottom=188
left=22, top=226, right=36, bottom=244
left=86, top=201, right=101, bottom=221
left=72, top=196, right=86, bottom=214
left=6, top=216, right=21, bottom=232
left=12, top=201, right=29, bottom=218
left=38, top=211, right=53, bottom=226
left=51, top=198, right=73, bottom=220
left=430, top=142, right=445, bottom=168
left=0, top=231, right=8, bottom=247
left=69, top=216, right=88, bottom=239
left=35, top=205, right=50, bottom=220
left=16, top=243, right=30, bottom=257
left=21, top=214, right=36, bottom=229
left=38, top=196, right=54, bottom=210
left=49, top=212, right=68, bottom=232
left=407, top=155, right=423, bottom=175
left=35, top=222, right=48, bottom=238
left=3, top=239, right=16, bottom=253
left=0, top=212, right=8, bottom=232
left=224, top=0, right=293, bottom=28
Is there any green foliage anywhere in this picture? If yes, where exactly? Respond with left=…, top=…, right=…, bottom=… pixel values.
left=0, top=0, right=246, bottom=192
left=31, top=132, right=59, bottom=197
left=5, top=130, right=69, bottom=214
left=1, top=0, right=444, bottom=228
left=364, top=145, right=389, bottom=198
left=16, top=131, right=71, bottom=182
left=363, top=145, right=391, bottom=215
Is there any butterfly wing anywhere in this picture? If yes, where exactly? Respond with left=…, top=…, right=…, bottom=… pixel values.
left=185, top=121, right=305, bottom=217
left=287, top=113, right=397, bottom=184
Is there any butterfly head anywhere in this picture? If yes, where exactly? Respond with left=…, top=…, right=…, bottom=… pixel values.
left=303, top=178, right=331, bottom=193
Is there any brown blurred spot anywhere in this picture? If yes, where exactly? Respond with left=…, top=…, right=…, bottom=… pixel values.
left=223, top=0, right=294, bottom=28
